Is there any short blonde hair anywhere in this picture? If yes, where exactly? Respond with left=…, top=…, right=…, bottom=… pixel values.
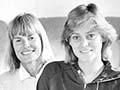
left=7, top=13, right=54, bottom=71
left=61, top=3, right=117, bottom=63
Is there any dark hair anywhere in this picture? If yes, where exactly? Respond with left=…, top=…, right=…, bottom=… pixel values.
left=61, top=3, right=117, bottom=63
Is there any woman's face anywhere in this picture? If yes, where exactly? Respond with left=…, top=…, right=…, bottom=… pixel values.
left=13, top=28, right=42, bottom=64
left=69, top=23, right=103, bottom=63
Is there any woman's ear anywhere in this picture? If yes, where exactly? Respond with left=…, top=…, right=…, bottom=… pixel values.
left=102, top=46, right=112, bottom=61
left=101, top=35, right=106, bottom=42
left=102, top=38, right=106, bottom=42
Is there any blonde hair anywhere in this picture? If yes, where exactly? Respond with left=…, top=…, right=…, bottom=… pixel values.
left=7, top=13, right=54, bottom=71
left=61, top=3, right=117, bottom=63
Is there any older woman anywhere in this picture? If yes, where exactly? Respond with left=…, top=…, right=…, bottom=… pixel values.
left=37, top=3, right=120, bottom=90
left=0, top=13, right=54, bottom=90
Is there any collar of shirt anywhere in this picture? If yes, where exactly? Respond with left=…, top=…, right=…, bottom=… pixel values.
left=19, top=64, right=32, bottom=81
left=19, top=62, right=50, bottom=81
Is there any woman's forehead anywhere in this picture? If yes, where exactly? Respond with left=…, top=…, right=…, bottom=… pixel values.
left=12, top=25, right=36, bottom=37
left=72, top=20, right=97, bottom=34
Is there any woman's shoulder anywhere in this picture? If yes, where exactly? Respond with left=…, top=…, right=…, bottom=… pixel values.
left=0, top=71, right=11, bottom=86
left=43, top=61, right=65, bottom=72
left=0, top=70, right=20, bottom=89
left=0, top=71, right=11, bottom=80
left=0, top=70, right=19, bottom=84
left=41, top=61, right=69, bottom=78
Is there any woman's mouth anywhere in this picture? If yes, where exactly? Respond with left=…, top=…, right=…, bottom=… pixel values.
left=80, top=49, right=92, bottom=53
left=21, top=50, right=35, bottom=55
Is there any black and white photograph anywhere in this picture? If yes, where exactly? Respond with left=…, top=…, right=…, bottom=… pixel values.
left=0, top=0, right=120, bottom=90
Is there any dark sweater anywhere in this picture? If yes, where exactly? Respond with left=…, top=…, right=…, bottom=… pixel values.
left=37, top=61, right=120, bottom=90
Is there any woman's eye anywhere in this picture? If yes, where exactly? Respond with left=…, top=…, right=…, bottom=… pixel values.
left=87, top=33, right=96, bottom=39
left=29, top=36, right=34, bottom=40
left=73, top=36, right=79, bottom=39
left=71, top=35, right=81, bottom=41
left=15, top=39, right=21, bottom=42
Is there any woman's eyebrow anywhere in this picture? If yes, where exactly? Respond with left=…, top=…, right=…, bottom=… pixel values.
left=87, top=30, right=95, bottom=34
left=13, top=36, right=21, bottom=39
left=71, top=33, right=80, bottom=36
left=27, top=34, right=34, bottom=37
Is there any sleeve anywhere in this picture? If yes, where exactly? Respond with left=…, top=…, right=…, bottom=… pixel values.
left=36, top=62, right=57, bottom=90
left=49, top=73, right=65, bottom=90
left=36, top=61, right=64, bottom=90
left=37, top=69, right=65, bottom=90
left=37, top=74, right=49, bottom=90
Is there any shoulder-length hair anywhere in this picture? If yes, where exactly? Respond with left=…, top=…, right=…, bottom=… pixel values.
left=61, top=3, right=117, bottom=63
left=6, top=13, right=54, bottom=71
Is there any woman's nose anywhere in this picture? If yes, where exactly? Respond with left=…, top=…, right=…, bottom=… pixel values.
left=22, top=38, right=30, bottom=48
left=80, top=38, right=88, bottom=47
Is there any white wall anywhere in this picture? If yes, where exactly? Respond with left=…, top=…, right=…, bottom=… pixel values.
left=0, top=0, right=37, bottom=23
left=0, top=0, right=120, bottom=22
left=36, top=0, right=120, bottom=17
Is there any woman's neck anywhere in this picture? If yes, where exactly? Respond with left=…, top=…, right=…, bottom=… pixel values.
left=22, top=58, right=44, bottom=77
left=78, top=56, right=104, bottom=83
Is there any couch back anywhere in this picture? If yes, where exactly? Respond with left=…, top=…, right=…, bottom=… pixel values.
left=0, top=20, right=8, bottom=74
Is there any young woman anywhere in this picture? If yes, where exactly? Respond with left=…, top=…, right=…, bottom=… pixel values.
left=37, top=3, right=120, bottom=90
left=0, top=13, right=54, bottom=90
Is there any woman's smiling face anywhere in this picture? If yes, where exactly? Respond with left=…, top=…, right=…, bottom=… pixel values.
left=69, top=21, right=103, bottom=63
left=13, top=28, right=42, bottom=64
